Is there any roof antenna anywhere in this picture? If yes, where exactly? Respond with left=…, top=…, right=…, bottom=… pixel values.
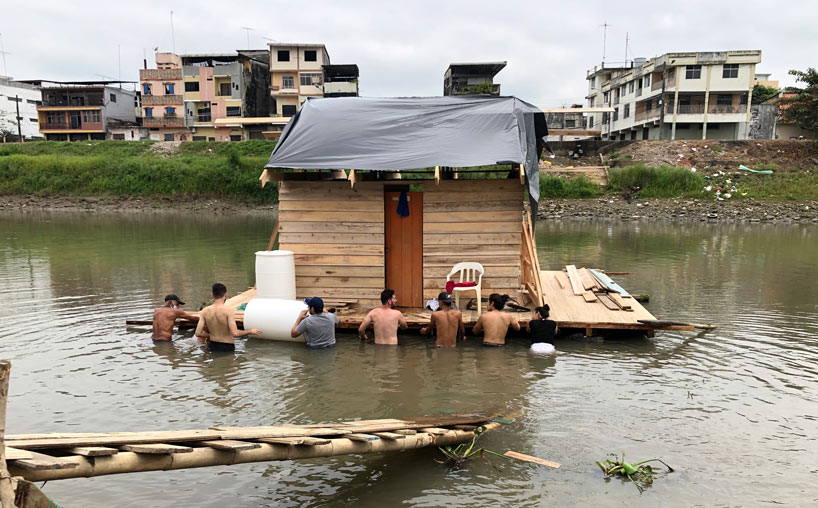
left=170, top=10, right=176, bottom=54
left=600, top=21, right=612, bottom=66
left=0, top=32, right=8, bottom=76
left=624, top=32, right=629, bottom=65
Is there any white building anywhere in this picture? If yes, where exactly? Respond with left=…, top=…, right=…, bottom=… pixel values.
left=0, top=76, right=43, bottom=140
left=585, top=50, right=762, bottom=140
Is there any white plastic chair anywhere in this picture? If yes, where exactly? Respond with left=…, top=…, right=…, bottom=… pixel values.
left=446, top=262, right=484, bottom=314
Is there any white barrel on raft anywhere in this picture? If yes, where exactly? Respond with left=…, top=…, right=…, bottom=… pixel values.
left=255, top=250, right=296, bottom=300
left=531, top=342, right=556, bottom=354
left=243, top=298, right=307, bottom=341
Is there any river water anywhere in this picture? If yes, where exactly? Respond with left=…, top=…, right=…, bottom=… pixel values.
left=1, top=212, right=817, bottom=507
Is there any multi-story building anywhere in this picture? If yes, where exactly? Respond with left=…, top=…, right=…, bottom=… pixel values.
left=268, top=43, right=330, bottom=117
left=322, top=64, right=359, bottom=97
left=181, top=51, right=270, bottom=141
left=0, top=76, right=43, bottom=140
left=443, top=62, right=506, bottom=96
left=33, top=81, right=137, bottom=141
left=139, top=52, right=187, bottom=141
left=585, top=50, right=762, bottom=140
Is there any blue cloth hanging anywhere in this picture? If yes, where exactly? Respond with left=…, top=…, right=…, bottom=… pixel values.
left=396, top=191, right=410, bottom=217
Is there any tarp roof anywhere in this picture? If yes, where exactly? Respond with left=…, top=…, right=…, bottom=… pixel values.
left=265, top=95, right=548, bottom=203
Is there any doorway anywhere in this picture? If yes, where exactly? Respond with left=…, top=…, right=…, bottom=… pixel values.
left=384, top=190, right=423, bottom=307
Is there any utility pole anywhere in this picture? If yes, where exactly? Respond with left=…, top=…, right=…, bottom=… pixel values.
left=170, top=11, right=176, bottom=54
left=15, top=95, right=22, bottom=142
left=242, top=27, right=254, bottom=49
left=625, top=32, right=629, bottom=64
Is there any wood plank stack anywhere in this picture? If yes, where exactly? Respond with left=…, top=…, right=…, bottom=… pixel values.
left=563, top=265, right=634, bottom=312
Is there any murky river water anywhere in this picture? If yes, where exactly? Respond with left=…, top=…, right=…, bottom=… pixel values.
left=1, top=212, right=817, bottom=507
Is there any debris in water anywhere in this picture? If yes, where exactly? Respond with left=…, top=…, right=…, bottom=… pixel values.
left=597, top=453, right=674, bottom=493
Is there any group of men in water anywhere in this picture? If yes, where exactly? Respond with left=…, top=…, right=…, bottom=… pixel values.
left=152, top=284, right=557, bottom=352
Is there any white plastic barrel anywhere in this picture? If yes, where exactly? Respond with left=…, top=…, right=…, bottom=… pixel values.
left=243, top=298, right=308, bottom=342
left=255, top=250, right=296, bottom=300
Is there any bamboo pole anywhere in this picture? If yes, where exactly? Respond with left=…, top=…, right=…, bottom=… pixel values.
left=0, top=360, right=16, bottom=508
left=9, top=422, right=502, bottom=482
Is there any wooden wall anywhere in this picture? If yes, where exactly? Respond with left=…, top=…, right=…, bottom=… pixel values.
left=278, top=181, right=385, bottom=307
left=422, top=179, right=524, bottom=303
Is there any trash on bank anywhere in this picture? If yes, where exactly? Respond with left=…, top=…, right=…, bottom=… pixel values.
left=739, top=164, right=773, bottom=174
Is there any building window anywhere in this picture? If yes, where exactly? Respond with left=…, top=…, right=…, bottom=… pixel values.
left=226, top=106, right=241, bottom=117
left=192, top=135, right=206, bottom=141
left=602, top=112, right=608, bottom=124
left=645, top=99, right=652, bottom=111
left=739, top=94, right=748, bottom=105
left=644, top=74, right=650, bottom=86
left=565, top=119, right=576, bottom=128
left=184, top=81, right=199, bottom=92
left=723, top=64, right=739, bottom=79
left=164, top=83, right=175, bottom=94
left=304, top=50, right=317, bottom=62
left=629, top=82, right=634, bottom=93
left=230, top=134, right=243, bottom=142
left=590, top=77, right=596, bottom=88
left=603, top=92, right=609, bottom=104
left=624, top=104, right=630, bottom=118
left=82, top=111, right=89, bottom=123
left=668, top=68, right=675, bottom=80
left=219, top=82, right=231, bottom=96
left=277, top=50, right=290, bottom=62
left=145, top=107, right=153, bottom=117
left=110, top=93, right=117, bottom=102
left=142, top=84, right=151, bottom=95
left=282, top=76, right=295, bottom=89
left=26, top=99, right=42, bottom=105
left=164, top=134, right=175, bottom=141
left=716, top=94, right=732, bottom=106
left=589, top=116, right=594, bottom=128
left=165, top=107, right=176, bottom=116
left=282, top=104, right=297, bottom=116
left=676, top=124, right=690, bottom=130
left=685, top=65, right=701, bottom=79
left=29, top=118, right=37, bottom=122
left=92, top=111, right=100, bottom=122
left=6, top=96, right=21, bottom=102
left=613, top=108, right=618, bottom=121
left=300, top=73, right=323, bottom=86
left=113, top=134, right=125, bottom=140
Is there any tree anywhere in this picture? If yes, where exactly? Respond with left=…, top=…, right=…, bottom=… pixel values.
left=751, top=83, right=779, bottom=104
left=779, top=68, right=818, bottom=136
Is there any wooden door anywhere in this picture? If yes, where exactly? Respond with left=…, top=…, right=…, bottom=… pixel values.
left=384, top=191, right=423, bottom=307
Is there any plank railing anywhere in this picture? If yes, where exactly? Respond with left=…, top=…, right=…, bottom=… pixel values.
left=520, top=212, right=545, bottom=306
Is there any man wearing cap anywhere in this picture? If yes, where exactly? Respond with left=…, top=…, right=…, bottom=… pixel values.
left=291, top=297, right=339, bottom=348
left=421, top=292, right=465, bottom=348
left=152, top=294, right=197, bottom=342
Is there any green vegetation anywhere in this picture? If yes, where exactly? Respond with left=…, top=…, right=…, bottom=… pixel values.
left=540, top=174, right=604, bottom=198
left=597, top=453, right=674, bottom=493
left=0, top=140, right=277, bottom=203
left=734, top=170, right=818, bottom=200
left=436, top=426, right=507, bottom=469
left=780, top=68, right=818, bottom=137
left=608, top=164, right=706, bottom=197
left=751, top=83, right=779, bottom=104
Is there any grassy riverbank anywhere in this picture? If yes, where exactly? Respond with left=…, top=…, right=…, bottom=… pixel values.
left=0, top=140, right=279, bottom=203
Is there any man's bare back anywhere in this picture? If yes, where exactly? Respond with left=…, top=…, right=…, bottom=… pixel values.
left=197, top=304, right=239, bottom=344
left=152, top=305, right=195, bottom=341
left=359, top=307, right=407, bottom=345
left=424, top=309, right=465, bottom=347
left=473, top=309, right=520, bottom=345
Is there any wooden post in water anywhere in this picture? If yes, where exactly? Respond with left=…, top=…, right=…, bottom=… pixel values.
left=0, top=360, right=16, bottom=508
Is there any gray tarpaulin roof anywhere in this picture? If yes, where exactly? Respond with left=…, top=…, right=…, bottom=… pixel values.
left=265, top=96, right=548, bottom=203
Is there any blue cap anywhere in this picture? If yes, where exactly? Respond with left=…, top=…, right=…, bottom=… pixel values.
left=304, top=297, right=324, bottom=309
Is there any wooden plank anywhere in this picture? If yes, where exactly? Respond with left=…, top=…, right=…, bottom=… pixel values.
left=596, top=293, right=620, bottom=311
left=392, top=429, right=417, bottom=435
left=609, top=293, right=633, bottom=311
left=279, top=222, right=383, bottom=234
left=423, top=200, right=523, bottom=212
left=297, top=276, right=385, bottom=289
left=297, top=288, right=385, bottom=299
left=423, top=211, right=521, bottom=223
left=13, top=452, right=79, bottom=471
left=344, top=433, right=380, bottom=442
left=452, top=425, right=478, bottom=431
left=278, top=187, right=382, bottom=202
left=348, top=169, right=356, bottom=187
left=200, top=440, right=261, bottom=452
left=423, top=180, right=523, bottom=192
left=423, top=191, right=523, bottom=204
left=553, top=273, right=565, bottom=289
left=5, top=447, right=32, bottom=460
left=422, top=277, right=519, bottom=290
left=63, top=446, right=118, bottom=457
left=422, top=233, right=521, bottom=245
left=372, top=432, right=406, bottom=440
left=281, top=243, right=385, bottom=255
left=588, top=269, right=631, bottom=297
left=120, top=443, right=193, bottom=454
left=577, top=268, right=599, bottom=291
left=7, top=430, right=222, bottom=450
left=279, top=210, right=383, bottom=223
left=293, top=254, right=384, bottom=266
left=423, top=255, right=520, bottom=265
left=434, top=165, right=440, bottom=184
left=296, top=265, right=384, bottom=277
left=419, top=427, right=452, bottom=435
left=258, top=437, right=331, bottom=446
left=582, top=291, right=598, bottom=303
left=504, top=450, right=561, bottom=468
left=425, top=265, right=520, bottom=278
left=565, top=265, right=585, bottom=296
left=424, top=222, right=521, bottom=233
left=279, top=200, right=383, bottom=212
left=280, top=233, right=384, bottom=245
left=422, top=244, right=518, bottom=256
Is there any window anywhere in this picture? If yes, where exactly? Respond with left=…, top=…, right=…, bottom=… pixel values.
left=613, top=108, right=618, bottom=121
left=282, top=75, right=295, bottom=88
left=300, top=73, right=323, bottom=86
left=716, top=94, right=732, bottom=106
left=192, top=135, right=206, bottom=141
left=165, top=107, right=176, bottom=116
left=82, top=111, right=90, bottom=123
left=590, top=77, right=596, bottom=88
left=589, top=116, right=594, bottom=128
left=629, top=82, right=634, bottom=93
left=304, top=50, right=317, bottom=62
left=565, top=119, right=576, bottom=128
left=164, top=134, right=175, bottom=141
left=739, top=94, right=748, bottom=105
left=226, top=106, right=241, bottom=117
left=145, top=107, right=153, bottom=117
left=208, top=137, right=215, bottom=141
left=624, top=104, right=630, bottom=118
left=602, top=112, right=608, bottom=124
left=26, top=99, right=42, bottom=105
left=113, top=134, right=125, bottom=140
left=29, top=118, right=37, bottom=122
left=110, top=93, right=117, bottom=102
left=164, top=83, right=175, bottom=94
left=603, top=92, right=609, bottom=104
left=722, top=64, right=739, bottom=79
left=644, top=74, right=650, bottom=86
left=219, top=82, right=231, bottom=96
left=668, top=68, right=675, bottom=80
left=679, top=95, right=691, bottom=106
left=197, top=107, right=211, bottom=122
left=91, top=111, right=100, bottom=122
left=277, top=50, right=290, bottom=62
left=676, top=124, right=690, bottom=130
left=230, top=135, right=243, bottom=141
left=184, top=81, right=199, bottom=92
left=6, top=96, right=20, bottom=102
left=282, top=104, right=297, bottom=116
left=645, top=99, right=652, bottom=112
left=142, top=84, right=151, bottom=95
left=620, top=86, right=625, bottom=96
left=630, top=131, right=637, bottom=140
left=685, top=65, right=701, bottom=79
left=709, top=123, right=721, bottom=130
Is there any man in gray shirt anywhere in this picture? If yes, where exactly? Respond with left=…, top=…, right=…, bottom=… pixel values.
left=290, top=297, right=339, bottom=348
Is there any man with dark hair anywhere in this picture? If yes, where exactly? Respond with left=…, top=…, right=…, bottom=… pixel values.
left=152, top=294, right=197, bottom=341
left=421, top=291, right=465, bottom=348
left=195, top=282, right=261, bottom=352
left=291, top=296, right=338, bottom=348
left=472, top=293, right=520, bottom=346
left=358, top=289, right=407, bottom=345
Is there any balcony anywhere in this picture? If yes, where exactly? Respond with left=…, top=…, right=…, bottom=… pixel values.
left=666, top=104, right=705, bottom=115
left=613, top=97, right=620, bottom=105
left=323, top=81, right=358, bottom=96
left=635, top=87, right=643, bottom=97
left=142, top=94, right=183, bottom=106
left=140, top=68, right=182, bottom=81
left=634, top=108, right=660, bottom=123
left=708, top=104, right=747, bottom=114
left=197, top=114, right=212, bottom=123
left=142, top=116, right=185, bottom=127
left=651, top=80, right=664, bottom=91
left=40, top=122, right=68, bottom=130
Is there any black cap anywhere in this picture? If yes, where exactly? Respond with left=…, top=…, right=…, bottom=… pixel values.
left=437, top=291, right=453, bottom=305
left=164, top=294, right=185, bottom=305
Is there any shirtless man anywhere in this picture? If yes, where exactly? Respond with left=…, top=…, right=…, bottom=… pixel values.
left=152, top=294, right=197, bottom=341
left=358, top=289, right=408, bottom=345
left=421, top=292, right=465, bottom=348
left=472, top=293, right=520, bottom=346
left=195, top=283, right=261, bottom=352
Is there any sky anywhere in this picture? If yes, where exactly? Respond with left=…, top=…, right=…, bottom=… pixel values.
left=1, top=0, right=814, bottom=107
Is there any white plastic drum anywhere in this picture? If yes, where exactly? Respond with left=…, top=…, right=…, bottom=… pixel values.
left=255, top=250, right=296, bottom=300
left=243, top=298, right=308, bottom=341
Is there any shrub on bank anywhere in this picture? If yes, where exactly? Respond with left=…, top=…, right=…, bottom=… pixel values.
left=608, top=164, right=706, bottom=198
left=539, top=174, right=604, bottom=198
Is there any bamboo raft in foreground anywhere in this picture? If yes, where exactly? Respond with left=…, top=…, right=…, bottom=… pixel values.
left=5, top=413, right=507, bottom=482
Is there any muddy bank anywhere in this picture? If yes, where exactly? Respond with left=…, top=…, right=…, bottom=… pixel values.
left=0, top=194, right=277, bottom=216
left=539, top=197, right=818, bottom=223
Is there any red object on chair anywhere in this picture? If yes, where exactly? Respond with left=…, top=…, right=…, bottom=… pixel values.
left=445, top=280, right=477, bottom=294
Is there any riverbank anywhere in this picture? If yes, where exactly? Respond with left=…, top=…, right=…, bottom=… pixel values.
left=0, top=194, right=277, bottom=216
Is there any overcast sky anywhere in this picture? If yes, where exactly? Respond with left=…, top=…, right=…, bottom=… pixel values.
left=2, top=0, right=814, bottom=106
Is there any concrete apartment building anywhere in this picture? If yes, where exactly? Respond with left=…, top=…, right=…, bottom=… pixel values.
left=444, top=62, right=506, bottom=96
left=31, top=81, right=137, bottom=141
left=586, top=50, right=762, bottom=140
left=268, top=43, right=330, bottom=117
left=181, top=51, right=270, bottom=141
left=139, top=52, right=188, bottom=141
left=0, top=76, right=43, bottom=140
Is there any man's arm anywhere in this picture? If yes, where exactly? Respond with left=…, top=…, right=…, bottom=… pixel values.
left=397, top=312, right=408, bottom=330
left=509, top=315, right=521, bottom=332
left=291, top=309, right=309, bottom=339
left=421, top=313, right=436, bottom=336
left=174, top=309, right=198, bottom=322
left=472, top=315, right=484, bottom=335
left=194, top=314, right=207, bottom=338
left=358, top=312, right=373, bottom=340
left=228, top=309, right=261, bottom=337
left=457, top=312, right=465, bottom=341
